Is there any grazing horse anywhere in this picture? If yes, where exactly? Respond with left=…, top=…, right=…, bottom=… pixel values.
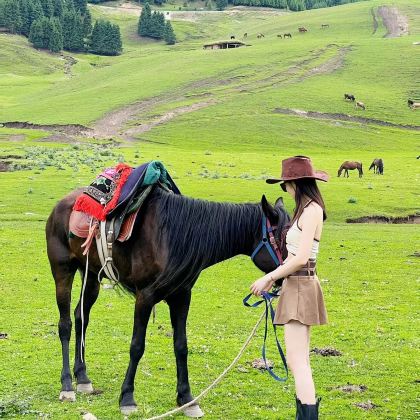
left=408, top=99, right=420, bottom=109
left=338, top=161, right=363, bottom=178
left=321, top=24, right=329, bottom=28
left=369, top=158, right=384, bottom=175
left=355, top=101, right=366, bottom=110
left=284, top=33, right=292, bottom=38
left=277, top=34, right=282, bottom=38
left=243, top=32, right=248, bottom=38
left=344, top=93, right=355, bottom=102
left=230, top=35, right=235, bottom=39
left=298, top=27, right=308, bottom=33
left=46, top=187, right=289, bottom=415
left=257, top=33, right=265, bottom=38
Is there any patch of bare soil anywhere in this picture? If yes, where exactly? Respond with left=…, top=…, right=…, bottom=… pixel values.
left=0, top=121, right=93, bottom=136
left=0, top=161, right=13, bottom=171
left=311, top=347, right=342, bottom=357
left=61, top=54, right=77, bottom=76
left=273, top=108, right=420, bottom=131
left=354, top=400, right=377, bottom=411
left=334, top=384, right=367, bottom=393
left=377, top=6, right=408, bottom=38
left=347, top=215, right=420, bottom=224
left=251, top=358, right=274, bottom=370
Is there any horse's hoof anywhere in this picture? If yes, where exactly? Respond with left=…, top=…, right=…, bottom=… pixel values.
left=59, top=390, right=76, bottom=402
left=120, top=405, right=138, bottom=415
left=77, top=382, right=94, bottom=394
left=183, top=404, right=204, bottom=418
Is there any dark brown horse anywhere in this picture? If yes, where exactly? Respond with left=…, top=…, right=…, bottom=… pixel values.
left=369, top=158, right=384, bottom=175
left=46, top=186, right=289, bottom=415
left=338, top=161, right=363, bottom=178
left=284, top=33, right=292, bottom=38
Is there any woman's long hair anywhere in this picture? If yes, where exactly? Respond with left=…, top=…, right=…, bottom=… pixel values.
left=290, top=178, right=327, bottom=225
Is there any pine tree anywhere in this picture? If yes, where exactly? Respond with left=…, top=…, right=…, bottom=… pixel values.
left=90, top=19, right=122, bottom=56
left=62, top=8, right=84, bottom=51
left=52, top=0, right=64, bottom=17
left=216, top=0, right=228, bottom=10
left=82, top=7, right=92, bottom=37
left=73, top=0, right=87, bottom=13
left=41, top=0, right=54, bottom=17
left=48, top=16, right=63, bottom=52
left=138, top=2, right=151, bottom=37
left=18, top=0, right=31, bottom=35
left=3, top=0, right=23, bottom=34
left=29, top=18, right=45, bottom=47
left=149, top=11, right=165, bottom=39
left=163, top=20, right=175, bottom=45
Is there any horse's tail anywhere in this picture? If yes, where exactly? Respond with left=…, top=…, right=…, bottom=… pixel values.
left=360, top=162, right=363, bottom=174
left=379, top=160, right=383, bottom=174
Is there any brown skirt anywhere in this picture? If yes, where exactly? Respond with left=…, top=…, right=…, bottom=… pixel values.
left=273, top=274, right=328, bottom=326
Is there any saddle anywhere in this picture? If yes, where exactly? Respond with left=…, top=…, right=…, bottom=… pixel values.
left=70, top=161, right=180, bottom=282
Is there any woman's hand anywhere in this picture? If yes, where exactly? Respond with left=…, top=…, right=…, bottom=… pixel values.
left=250, top=275, right=274, bottom=296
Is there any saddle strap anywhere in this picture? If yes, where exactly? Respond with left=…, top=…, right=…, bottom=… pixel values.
left=96, top=219, right=119, bottom=283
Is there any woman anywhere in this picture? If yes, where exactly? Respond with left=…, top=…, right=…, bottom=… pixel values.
left=250, top=156, right=329, bottom=420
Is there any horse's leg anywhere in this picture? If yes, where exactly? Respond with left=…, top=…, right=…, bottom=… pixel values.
left=119, top=291, right=154, bottom=414
left=166, top=289, right=204, bottom=417
left=73, top=271, right=100, bottom=393
left=50, top=245, right=78, bottom=401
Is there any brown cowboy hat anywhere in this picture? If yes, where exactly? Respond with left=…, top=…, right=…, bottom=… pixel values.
left=266, top=156, right=329, bottom=184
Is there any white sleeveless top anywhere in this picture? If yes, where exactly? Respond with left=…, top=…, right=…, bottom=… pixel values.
left=286, top=216, right=320, bottom=260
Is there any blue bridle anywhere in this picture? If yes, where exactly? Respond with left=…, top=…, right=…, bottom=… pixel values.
left=250, top=214, right=283, bottom=266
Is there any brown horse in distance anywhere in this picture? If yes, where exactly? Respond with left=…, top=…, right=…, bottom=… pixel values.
left=338, top=161, right=363, bottom=178
left=369, top=158, right=384, bottom=174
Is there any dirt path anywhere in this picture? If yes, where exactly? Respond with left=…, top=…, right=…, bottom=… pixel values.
left=123, top=100, right=217, bottom=140
left=377, top=6, right=408, bottom=38
left=273, top=108, right=420, bottom=131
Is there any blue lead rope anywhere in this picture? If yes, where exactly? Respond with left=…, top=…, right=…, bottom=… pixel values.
left=243, top=291, right=288, bottom=382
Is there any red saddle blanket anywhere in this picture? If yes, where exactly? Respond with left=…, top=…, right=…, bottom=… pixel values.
left=69, top=209, right=139, bottom=242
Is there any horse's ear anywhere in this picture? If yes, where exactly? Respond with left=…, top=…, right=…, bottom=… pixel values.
left=261, top=195, right=278, bottom=225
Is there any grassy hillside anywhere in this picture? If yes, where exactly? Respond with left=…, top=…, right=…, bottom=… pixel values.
left=0, top=0, right=419, bottom=419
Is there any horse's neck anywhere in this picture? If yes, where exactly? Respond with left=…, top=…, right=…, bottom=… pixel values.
left=206, top=203, right=261, bottom=266
left=155, top=190, right=262, bottom=273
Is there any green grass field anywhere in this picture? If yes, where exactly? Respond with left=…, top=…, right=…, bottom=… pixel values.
left=0, top=0, right=419, bottom=418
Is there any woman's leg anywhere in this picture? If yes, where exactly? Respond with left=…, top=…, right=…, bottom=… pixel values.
left=284, top=320, right=316, bottom=404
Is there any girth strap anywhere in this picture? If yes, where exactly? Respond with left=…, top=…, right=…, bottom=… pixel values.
left=96, top=219, right=119, bottom=283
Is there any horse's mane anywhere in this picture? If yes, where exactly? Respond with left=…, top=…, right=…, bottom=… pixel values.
left=151, top=188, right=263, bottom=295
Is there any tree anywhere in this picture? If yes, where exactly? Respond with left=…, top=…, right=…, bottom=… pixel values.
left=41, top=0, right=54, bottom=17
left=53, top=0, right=64, bottom=17
left=138, top=2, right=151, bottom=36
left=82, top=7, right=92, bottom=37
left=3, top=0, right=22, bottom=34
left=73, top=0, right=87, bottom=13
left=62, top=8, right=84, bottom=51
left=216, top=0, right=228, bottom=10
left=163, top=20, right=175, bottom=45
left=90, top=19, right=122, bottom=56
left=149, top=11, right=165, bottom=38
left=29, top=18, right=45, bottom=47
left=48, top=16, right=63, bottom=52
